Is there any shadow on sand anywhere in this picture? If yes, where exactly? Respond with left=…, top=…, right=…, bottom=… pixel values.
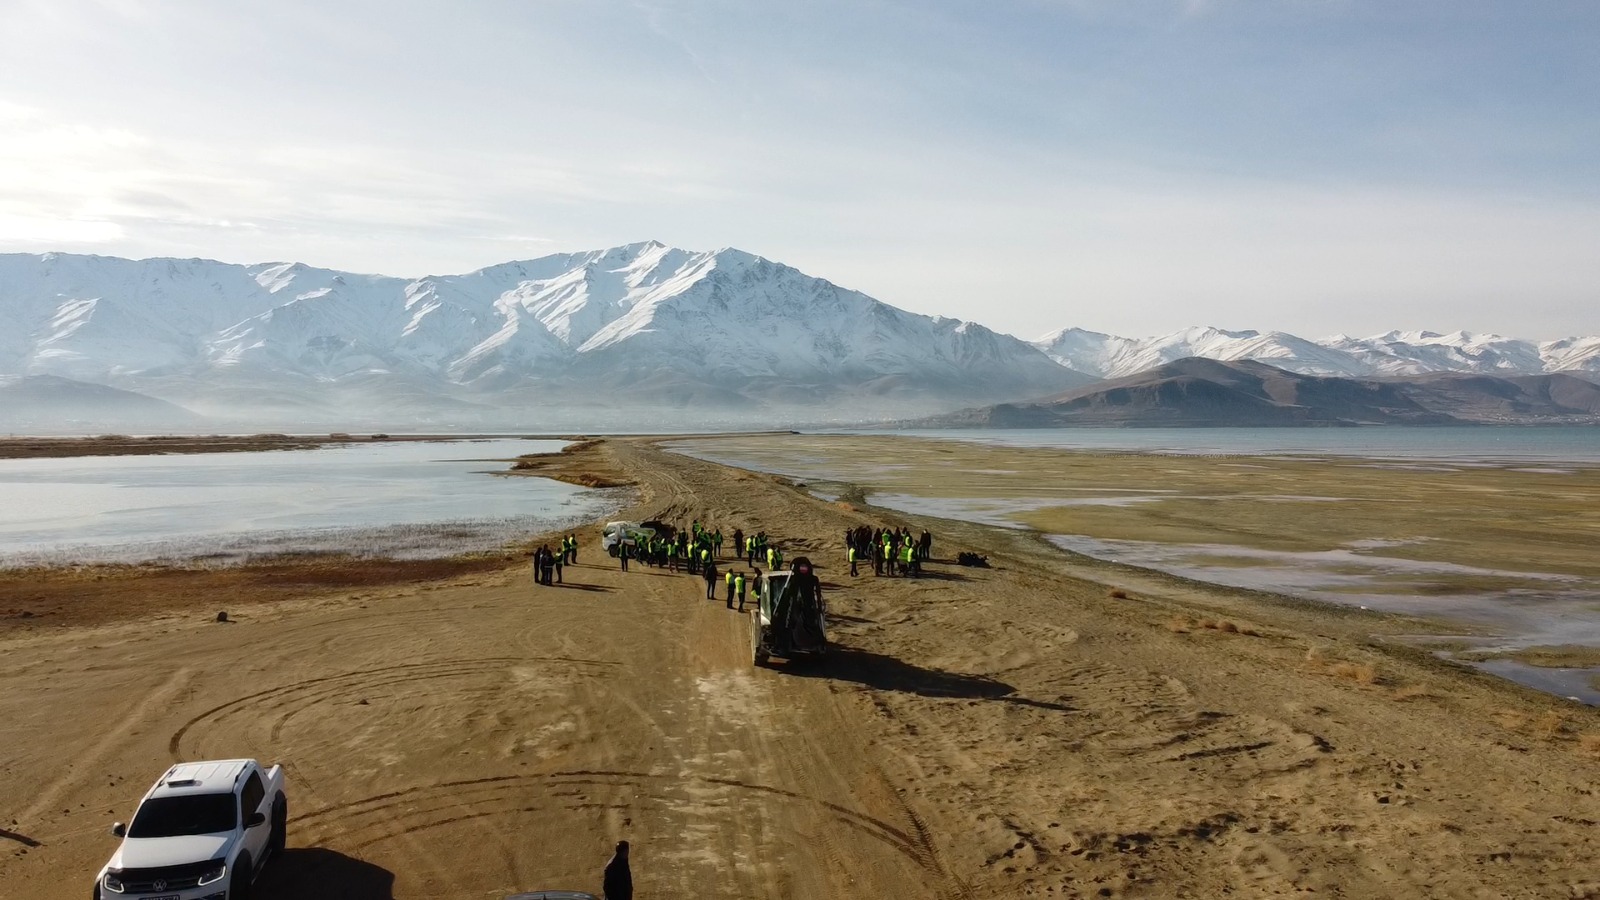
left=783, top=647, right=1075, bottom=713
left=257, top=848, right=395, bottom=900
left=554, top=582, right=612, bottom=593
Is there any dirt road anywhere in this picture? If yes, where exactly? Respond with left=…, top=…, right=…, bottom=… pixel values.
left=2, top=438, right=1596, bottom=899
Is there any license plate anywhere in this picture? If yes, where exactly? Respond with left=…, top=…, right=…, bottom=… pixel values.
left=148, top=895, right=179, bottom=900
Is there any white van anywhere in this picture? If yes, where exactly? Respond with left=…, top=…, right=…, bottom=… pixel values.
left=601, top=521, right=657, bottom=556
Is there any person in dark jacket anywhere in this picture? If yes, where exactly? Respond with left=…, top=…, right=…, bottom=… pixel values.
left=603, top=840, right=632, bottom=900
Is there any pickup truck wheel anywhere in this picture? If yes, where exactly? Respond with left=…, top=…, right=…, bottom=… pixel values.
left=230, top=858, right=253, bottom=900
left=268, top=797, right=288, bottom=856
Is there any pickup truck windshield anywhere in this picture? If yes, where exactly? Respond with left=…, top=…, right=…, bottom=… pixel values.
left=128, top=793, right=237, bottom=837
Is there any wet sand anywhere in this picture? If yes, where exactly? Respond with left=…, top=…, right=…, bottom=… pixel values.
left=2, top=437, right=1598, bottom=899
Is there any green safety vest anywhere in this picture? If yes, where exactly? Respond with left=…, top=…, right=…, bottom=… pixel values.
left=735, top=575, right=745, bottom=593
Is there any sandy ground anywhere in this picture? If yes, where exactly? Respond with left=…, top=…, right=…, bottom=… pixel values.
left=2, top=438, right=1598, bottom=899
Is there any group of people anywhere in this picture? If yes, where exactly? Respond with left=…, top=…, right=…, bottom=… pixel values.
left=606, top=519, right=770, bottom=612
left=843, top=526, right=931, bottom=577
left=540, top=516, right=936, bottom=597
left=530, top=534, right=579, bottom=585
left=618, top=520, right=727, bottom=574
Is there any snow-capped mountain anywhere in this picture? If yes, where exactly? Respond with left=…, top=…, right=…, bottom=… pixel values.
left=0, top=243, right=1082, bottom=425
left=1034, top=326, right=1600, bottom=381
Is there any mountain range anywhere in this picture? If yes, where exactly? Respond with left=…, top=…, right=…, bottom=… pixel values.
left=916, top=358, right=1600, bottom=428
left=0, top=243, right=1081, bottom=429
left=1, top=243, right=1597, bottom=430
left=1033, top=326, right=1600, bottom=381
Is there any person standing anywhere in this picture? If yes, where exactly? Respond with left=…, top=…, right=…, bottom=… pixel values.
left=725, top=568, right=735, bottom=605
left=732, top=528, right=744, bottom=562
left=733, top=571, right=746, bottom=611
left=703, top=559, right=719, bottom=600
left=713, top=529, right=723, bottom=558
left=553, top=548, right=564, bottom=584
left=603, top=840, right=632, bottom=900
left=618, top=540, right=629, bottom=572
left=848, top=545, right=859, bottom=577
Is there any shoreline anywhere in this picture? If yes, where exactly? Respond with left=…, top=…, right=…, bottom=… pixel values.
left=2, top=436, right=1597, bottom=898
left=7, top=433, right=1598, bottom=703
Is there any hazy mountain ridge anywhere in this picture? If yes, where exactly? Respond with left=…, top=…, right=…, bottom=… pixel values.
left=0, top=374, right=201, bottom=431
left=918, top=358, right=1600, bottom=428
left=0, top=244, right=1083, bottom=426
left=1034, top=326, right=1600, bottom=381
left=5, top=245, right=1597, bottom=430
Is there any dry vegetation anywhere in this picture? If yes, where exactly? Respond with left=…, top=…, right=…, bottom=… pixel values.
left=673, top=433, right=1600, bottom=588
left=509, top=439, right=634, bottom=488
left=0, top=555, right=511, bottom=628
left=1303, top=647, right=1380, bottom=685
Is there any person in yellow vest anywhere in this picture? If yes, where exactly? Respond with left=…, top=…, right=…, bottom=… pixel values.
left=724, top=568, right=735, bottom=605
left=734, top=571, right=746, bottom=611
left=848, top=545, right=859, bottom=577
left=882, top=539, right=894, bottom=577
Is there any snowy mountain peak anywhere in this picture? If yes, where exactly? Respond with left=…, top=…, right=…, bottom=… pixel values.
left=0, top=247, right=1081, bottom=418
left=1034, top=324, right=1600, bottom=380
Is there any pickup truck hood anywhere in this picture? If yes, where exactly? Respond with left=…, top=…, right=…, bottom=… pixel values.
left=112, top=833, right=232, bottom=869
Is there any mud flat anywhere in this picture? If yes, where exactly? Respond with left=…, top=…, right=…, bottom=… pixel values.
left=672, top=433, right=1600, bottom=700
left=2, top=437, right=1598, bottom=899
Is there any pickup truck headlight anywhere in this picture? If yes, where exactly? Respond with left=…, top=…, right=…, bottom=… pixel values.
left=197, top=861, right=227, bottom=885
left=102, top=871, right=126, bottom=893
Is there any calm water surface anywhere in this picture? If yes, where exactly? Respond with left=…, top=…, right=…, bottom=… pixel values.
left=0, top=439, right=625, bottom=564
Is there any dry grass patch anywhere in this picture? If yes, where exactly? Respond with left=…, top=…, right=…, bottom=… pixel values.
left=1183, top=617, right=1259, bottom=636
left=1534, top=710, right=1567, bottom=740
left=1167, top=615, right=1192, bottom=633
left=1303, top=648, right=1380, bottom=685
left=1495, top=709, right=1588, bottom=744
left=1493, top=709, right=1531, bottom=731
left=1329, top=662, right=1379, bottom=685
left=1390, top=685, right=1435, bottom=702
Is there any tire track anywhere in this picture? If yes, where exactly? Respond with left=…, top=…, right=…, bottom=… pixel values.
left=169, top=657, right=613, bottom=759
left=17, top=667, right=192, bottom=830
left=292, top=771, right=935, bottom=871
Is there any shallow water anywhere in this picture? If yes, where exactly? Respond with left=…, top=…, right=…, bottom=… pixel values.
left=0, top=439, right=626, bottom=564
left=671, top=434, right=1600, bottom=703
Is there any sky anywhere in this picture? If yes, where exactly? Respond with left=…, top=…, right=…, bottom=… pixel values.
left=1, top=0, right=1597, bottom=341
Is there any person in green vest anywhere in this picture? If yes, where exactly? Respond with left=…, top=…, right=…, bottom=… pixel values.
left=733, top=571, right=746, bottom=610
left=848, top=545, right=859, bottom=577
left=901, top=542, right=915, bottom=577
left=882, top=539, right=894, bottom=577
left=724, top=568, right=735, bottom=605
left=713, top=529, right=723, bottom=557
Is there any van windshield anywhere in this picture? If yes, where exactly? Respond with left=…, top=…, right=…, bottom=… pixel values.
left=128, top=793, right=237, bottom=837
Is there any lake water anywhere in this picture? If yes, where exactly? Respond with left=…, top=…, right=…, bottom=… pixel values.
left=0, top=439, right=626, bottom=565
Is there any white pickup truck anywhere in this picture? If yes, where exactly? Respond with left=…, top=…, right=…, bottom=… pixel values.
left=96, top=759, right=287, bottom=900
